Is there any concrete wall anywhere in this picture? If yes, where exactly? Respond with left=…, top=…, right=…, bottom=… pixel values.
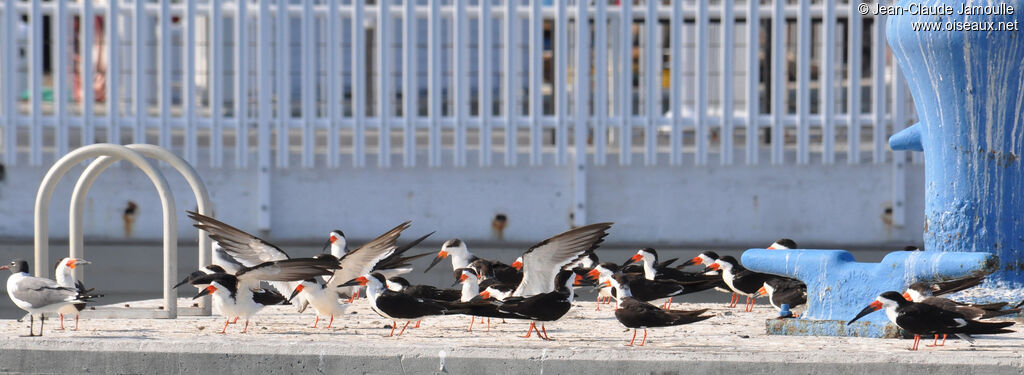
left=0, top=163, right=925, bottom=247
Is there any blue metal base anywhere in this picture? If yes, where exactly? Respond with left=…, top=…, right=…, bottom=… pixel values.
left=766, top=319, right=903, bottom=338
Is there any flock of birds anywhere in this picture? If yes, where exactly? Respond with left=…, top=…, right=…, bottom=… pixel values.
left=2, top=212, right=1021, bottom=349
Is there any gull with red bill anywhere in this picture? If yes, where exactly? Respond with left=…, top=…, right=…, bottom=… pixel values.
left=847, top=291, right=1015, bottom=350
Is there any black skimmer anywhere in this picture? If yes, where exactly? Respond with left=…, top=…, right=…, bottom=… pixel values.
left=624, top=248, right=722, bottom=307
left=342, top=272, right=470, bottom=336
left=53, top=257, right=92, bottom=330
left=767, top=238, right=797, bottom=250
left=848, top=291, right=1015, bottom=350
left=425, top=239, right=523, bottom=285
left=680, top=251, right=739, bottom=307
left=191, top=273, right=293, bottom=333
left=288, top=277, right=347, bottom=328
left=605, top=274, right=713, bottom=346
left=587, top=262, right=702, bottom=309
left=707, top=256, right=774, bottom=312
left=2, top=259, right=100, bottom=336
left=756, top=278, right=807, bottom=311
left=323, top=229, right=349, bottom=257
left=452, top=268, right=519, bottom=332
left=901, top=281, right=1019, bottom=345
left=491, top=222, right=613, bottom=340
left=385, top=276, right=461, bottom=302
left=495, top=270, right=578, bottom=340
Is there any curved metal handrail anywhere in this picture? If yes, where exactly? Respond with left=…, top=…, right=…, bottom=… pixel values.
left=67, top=144, right=214, bottom=316
left=34, top=143, right=178, bottom=318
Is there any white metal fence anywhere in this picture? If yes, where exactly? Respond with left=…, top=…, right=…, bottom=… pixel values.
left=1, top=0, right=917, bottom=170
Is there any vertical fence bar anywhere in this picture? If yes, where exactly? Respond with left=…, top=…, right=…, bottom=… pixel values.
left=821, top=0, right=835, bottom=164
left=83, top=0, right=95, bottom=148
left=593, top=0, right=607, bottom=166
left=257, top=0, right=272, bottom=230
left=478, top=0, right=492, bottom=167
left=353, top=0, right=366, bottom=167
left=54, top=0, right=67, bottom=156
left=720, top=0, right=734, bottom=165
left=872, top=13, right=886, bottom=164
left=555, top=0, right=566, bottom=165
left=891, top=60, right=907, bottom=226
left=669, top=0, right=682, bottom=166
left=184, top=0, right=196, bottom=162
left=134, top=0, right=146, bottom=144
left=236, top=0, right=249, bottom=167
left=573, top=0, right=589, bottom=227
left=108, top=0, right=121, bottom=145
left=29, top=0, right=41, bottom=165
left=504, top=0, right=519, bottom=166
left=159, top=0, right=170, bottom=150
left=770, top=0, right=785, bottom=165
left=403, top=0, right=416, bottom=167
left=212, top=0, right=224, bottom=167
left=695, top=0, right=709, bottom=165
left=643, top=0, right=658, bottom=166
left=847, top=0, right=862, bottom=164
left=528, top=0, right=542, bottom=165
left=427, top=0, right=439, bottom=167
left=453, top=0, right=466, bottom=167
left=377, top=0, right=391, bottom=167
left=618, top=0, right=631, bottom=165
left=2, top=0, right=14, bottom=165
left=796, top=0, right=809, bottom=164
left=327, top=0, right=339, bottom=168
left=301, top=0, right=314, bottom=167
left=276, top=0, right=289, bottom=167
left=745, top=0, right=759, bottom=165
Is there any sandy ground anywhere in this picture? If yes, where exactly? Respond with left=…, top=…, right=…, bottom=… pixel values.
left=3, top=296, right=1023, bottom=359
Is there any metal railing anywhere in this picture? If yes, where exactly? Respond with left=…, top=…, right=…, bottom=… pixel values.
left=0, top=0, right=917, bottom=169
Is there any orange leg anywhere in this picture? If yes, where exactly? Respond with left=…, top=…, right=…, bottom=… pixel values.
left=326, top=315, right=334, bottom=329
left=241, top=320, right=250, bottom=333
left=397, top=321, right=412, bottom=336
left=232, top=316, right=239, bottom=324
left=910, top=334, right=921, bottom=350
left=221, top=319, right=230, bottom=334
left=539, top=324, right=551, bottom=340
left=595, top=296, right=602, bottom=311
left=626, top=329, right=638, bottom=346
left=58, top=314, right=66, bottom=330
left=414, top=320, right=421, bottom=328
left=940, top=334, right=947, bottom=346
left=311, top=315, right=320, bottom=328
left=468, top=317, right=475, bottom=332
left=728, top=294, right=738, bottom=308
left=73, top=315, right=79, bottom=331
left=486, top=318, right=491, bottom=332
left=388, top=321, right=397, bottom=337
left=638, top=329, right=648, bottom=346
left=521, top=322, right=537, bottom=338
left=926, top=334, right=947, bottom=347
left=346, top=289, right=361, bottom=304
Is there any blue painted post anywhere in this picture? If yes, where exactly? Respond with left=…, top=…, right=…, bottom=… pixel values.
left=888, top=0, right=1024, bottom=290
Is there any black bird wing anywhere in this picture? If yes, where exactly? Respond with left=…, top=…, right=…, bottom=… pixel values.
left=896, top=302, right=1014, bottom=335
left=372, top=231, right=435, bottom=273
left=374, top=290, right=465, bottom=319
left=252, top=288, right=290, bottom=306
left=515, top=222, right=613, bottom=297
left=614, top=298, right=712, bottom=329
left=327, top=221, right=411, bottom=289
left=446, top=300, right=524, bottom=319
left=235, top=258, right=338, bottom=282
left=497, top=292, right=573, bottom=321
left=187, top=211, right=290, bottom=265
left=929, top=275, right=986, bottom=297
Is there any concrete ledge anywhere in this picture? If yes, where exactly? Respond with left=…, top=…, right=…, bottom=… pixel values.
left=1, top=340, right=1023, bottom=374
left=2, top=301, right=1022, bottom=374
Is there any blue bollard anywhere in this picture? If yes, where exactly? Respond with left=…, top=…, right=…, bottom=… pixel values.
left=743, top=249, right=998, bottom=337
left=888, top=0, right=1024, bottom=290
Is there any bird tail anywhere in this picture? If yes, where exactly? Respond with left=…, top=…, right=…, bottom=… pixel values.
left=74, top=280, right=104, bottom=302
left=961, top=320, right=1015, bottom=335
left=980, top=308, right=1021, bottom=319
left=670, top=314, right=714, bottom=325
